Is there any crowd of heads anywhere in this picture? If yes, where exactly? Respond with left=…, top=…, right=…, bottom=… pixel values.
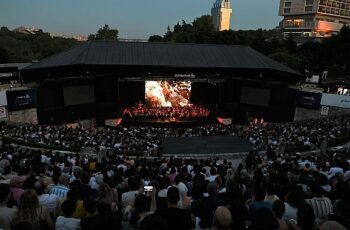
left=0, top=138, right=349, bottom=229
left=1, top=115, right=350, bottom=154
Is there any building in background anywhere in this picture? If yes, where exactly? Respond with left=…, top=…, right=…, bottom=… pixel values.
left=279, top=0, right=350, bottom=37
left=211, top=0, right=232, bottom=31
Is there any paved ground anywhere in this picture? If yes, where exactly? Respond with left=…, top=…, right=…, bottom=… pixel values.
left=162, top=135, right=252, bottom=155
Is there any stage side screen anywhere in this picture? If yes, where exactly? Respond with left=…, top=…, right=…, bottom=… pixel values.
left=145, top=81, right=191, bottom=107
left=240, top=87, right=270, bottom=106
left=64, top=85, right=95, bottom=106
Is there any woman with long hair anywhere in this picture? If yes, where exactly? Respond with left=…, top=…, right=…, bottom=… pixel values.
left=14, top=189, right=53, bottom=230
left=97, top=183, right=118, bottom=213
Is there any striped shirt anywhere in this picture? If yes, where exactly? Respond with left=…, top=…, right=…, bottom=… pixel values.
left=49, top=185, right=70, bottom=198
left=305, top=197, right=332, bottom=222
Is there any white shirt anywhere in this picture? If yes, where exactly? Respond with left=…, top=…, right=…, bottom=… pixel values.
left=55, top=216, right=80, bottom=230
left=283, top=202, right=297, bottom=221
left=38, top=193, right=59, bottom=213
left=121, top=190, right=139, bottom=208
left=328, top=167, right=344, bottom=178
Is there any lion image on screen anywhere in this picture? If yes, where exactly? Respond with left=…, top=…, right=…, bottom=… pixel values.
left=145, top=81, right=191, bottom=107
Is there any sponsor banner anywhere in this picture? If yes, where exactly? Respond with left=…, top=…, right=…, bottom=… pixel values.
left=0, top=106, right=7, bottom=119
left=321, top=93, right=350, bottom=109
left=217, top=117, right=232, bottom=125
left=6, top=89, right=37, bottom=111
left=296, top=91, right=322, bottom=110
left=0, top=91, right=7, bottom=106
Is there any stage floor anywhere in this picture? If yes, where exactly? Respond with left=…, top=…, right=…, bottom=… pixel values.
left=162, top=135, right=252, bottom=156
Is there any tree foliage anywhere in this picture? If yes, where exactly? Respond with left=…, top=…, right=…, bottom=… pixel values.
left=88, top=24, right=118, bottom=41
left=0, top=26, right=79, bottom=63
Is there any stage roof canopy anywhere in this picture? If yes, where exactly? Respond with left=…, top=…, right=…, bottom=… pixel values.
left=22, top=41, right=302, bottom=83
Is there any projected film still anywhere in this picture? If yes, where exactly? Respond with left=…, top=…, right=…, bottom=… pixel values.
left=145, top=81, right=191, bottom=107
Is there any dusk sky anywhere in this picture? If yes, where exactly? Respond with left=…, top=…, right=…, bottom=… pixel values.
left=1, top=0, right=282, bottom=39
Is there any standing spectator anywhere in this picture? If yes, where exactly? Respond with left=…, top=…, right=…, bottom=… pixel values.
left=212, top=206, right=232, bottom=230
left=155, top=186, right=192, bottom=230
left=10, top=176, right=25, bottom=205
left=195, top=182, right=224, bottom=229
left=306, top=182, right=332, bottom=225
left=121, top=176, right=140, bottom=211
left=71, top=172, right=98, bottom=200
left=295, top=203, right=317, bottom=230
left=34, top=180, right=59, bottom=217
left=249, top=186, right=272, bottom=220
left=13, top=189, right=53, bottom=230
left=55, top=199, right=80, bottom=230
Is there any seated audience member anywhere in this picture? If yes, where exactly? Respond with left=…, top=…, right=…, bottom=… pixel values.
left=0, top=184, right=17, bottom=230
left=155, top=186, right=192, bottom=230
left=50, top=174, right=70, bottom=199
left=212, top=206, right=232, bottom=230
left=13, top=189, right=53, bottom=230
left=55, top=199, right=80, bottom=230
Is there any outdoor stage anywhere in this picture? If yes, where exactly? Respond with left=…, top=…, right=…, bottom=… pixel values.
left=161, top=135, right=252, bottom=158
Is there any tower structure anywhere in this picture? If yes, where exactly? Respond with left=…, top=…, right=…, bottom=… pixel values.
left=211, top=0, right=233, bottom=31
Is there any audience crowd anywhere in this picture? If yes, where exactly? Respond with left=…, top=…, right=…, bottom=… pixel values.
left=0, top=115, right=349, bottom=229
left=0, top=142, right=349, bottom=230
left=0, top=115, right=349, bottom=152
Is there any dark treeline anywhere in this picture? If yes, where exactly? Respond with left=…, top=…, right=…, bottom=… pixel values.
left=0, top=26, right=79, bottom=63
left=149, top=15, right=350, bottom=79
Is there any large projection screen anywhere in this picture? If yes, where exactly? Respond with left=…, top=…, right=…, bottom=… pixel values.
left=145, top=81, right=191, bottom=107
left=64, top=85, right=95, bottom=106
left=240, top=87, right=270, bottom=106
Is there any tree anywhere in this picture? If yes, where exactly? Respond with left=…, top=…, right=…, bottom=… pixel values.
left=0, top=47, right=10, bottom=63
left=88, top=24, right=118, bottom=41
left=148, top=35, right=163, bottom=42
left=192, top=15, right=216, bottom=43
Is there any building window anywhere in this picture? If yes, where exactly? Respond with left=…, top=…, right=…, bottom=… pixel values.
left=285, top=2, right=291, bottom=7
left=284, top=8, right=291, bottom=13
left=305, top=6, right=313, bottom=11
left=306, top=0, right=313, bottom=5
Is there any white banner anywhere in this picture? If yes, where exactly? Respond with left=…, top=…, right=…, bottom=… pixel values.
left=0, top=91, right=7, bottom=106
left=321, top=93, right=350, bottom=109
